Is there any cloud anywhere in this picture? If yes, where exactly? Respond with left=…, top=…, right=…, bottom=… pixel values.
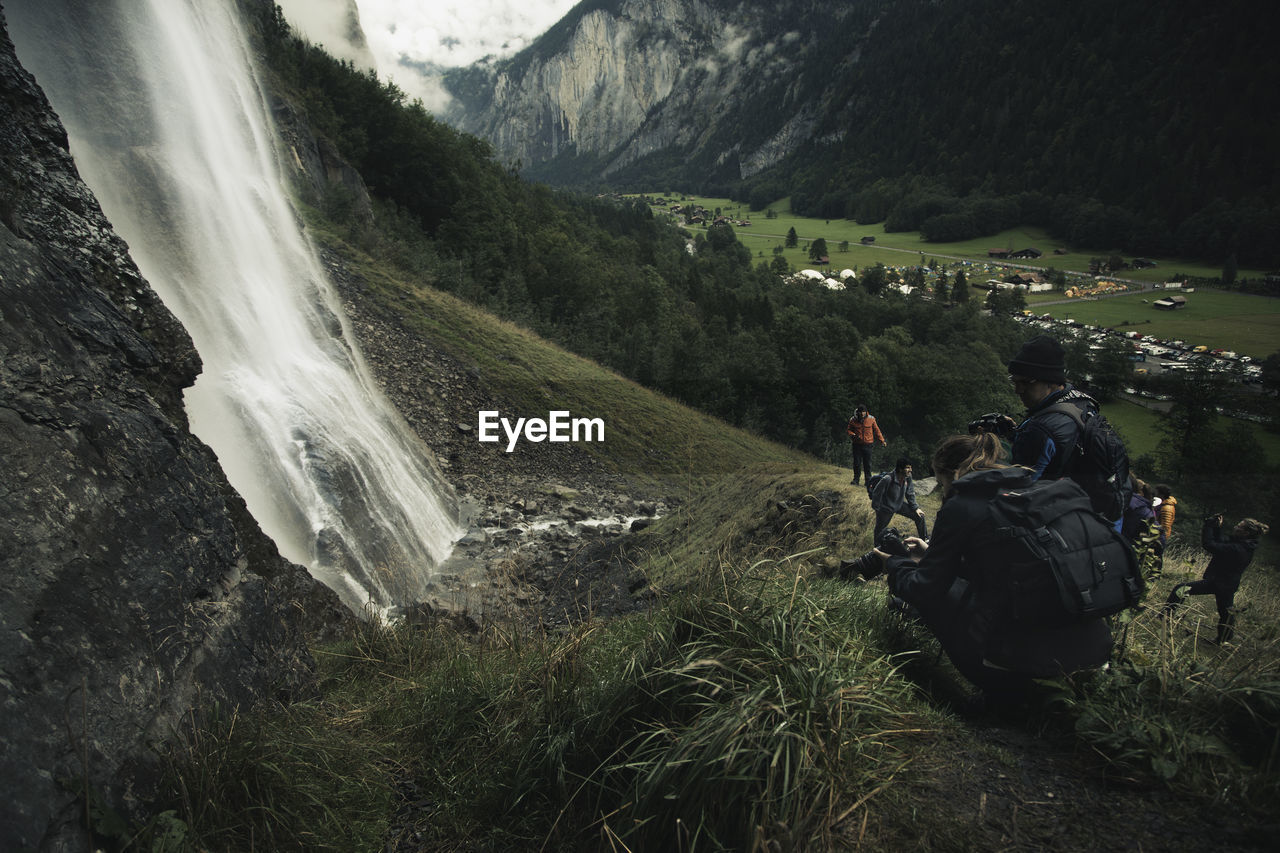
left=358, top=0, right=580, bottom=68
left=276, top=0, right=579, bottom=113
left=275, top=0, right=375, bottom=67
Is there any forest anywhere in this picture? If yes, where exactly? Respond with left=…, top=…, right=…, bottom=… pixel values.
left=247, top=1, right=1278, bottom=523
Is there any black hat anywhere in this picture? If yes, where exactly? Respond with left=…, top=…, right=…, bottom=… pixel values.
left=1008, top=335, right=1067, bottom=384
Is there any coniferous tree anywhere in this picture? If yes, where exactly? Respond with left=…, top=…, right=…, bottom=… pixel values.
left=933, top=270, right=949, bottom=303
left=1158, top=360, right=1229, bottom=479
left=859, top=263, right=888, bottom=295
left=952, top=269, right=970, bottom=303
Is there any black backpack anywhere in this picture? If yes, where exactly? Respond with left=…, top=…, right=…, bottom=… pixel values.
left=866, top=471, right=891, bottom=501
left=1044, top=395, right=1132, bottom=522
left=969, top=478, right=1143, bottom=628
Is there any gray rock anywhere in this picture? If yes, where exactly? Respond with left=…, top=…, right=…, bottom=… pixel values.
left=0, top=21, right=345, bottom=849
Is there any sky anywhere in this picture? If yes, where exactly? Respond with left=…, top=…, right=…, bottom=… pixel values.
left=275, top=0, right=581, bottom=111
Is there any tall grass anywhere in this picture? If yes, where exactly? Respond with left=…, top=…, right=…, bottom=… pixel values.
left=143, top=549, right=932, bottom=851
left=139, top=472, right=1278, bottom=850
left=1043, top=540, right=1280, bottom=817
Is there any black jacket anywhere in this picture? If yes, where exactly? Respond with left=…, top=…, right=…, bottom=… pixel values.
left=1201, top=519, right=1259, bottom=592
left=887, top=466, right=1112, bottom=676
left=1010, top=387, right=1095, bottom=481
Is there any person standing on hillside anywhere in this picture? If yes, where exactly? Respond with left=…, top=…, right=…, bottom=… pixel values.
left=1154, top=484, right=1177, bottom=540
left=847, top=404, right=886, bottom=486
left=871, top=458, right=929, bottom=541
left=1164, top=515, right=1269, bottom=644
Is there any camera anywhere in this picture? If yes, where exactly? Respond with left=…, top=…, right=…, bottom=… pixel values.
left=839, top=527, right=911, bottom=580
left=968, top=412, right=1013, bottom=437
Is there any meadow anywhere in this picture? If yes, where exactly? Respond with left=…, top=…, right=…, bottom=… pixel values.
left=1027, top=289, right=1280, bottom=358
left=639, top=193, right=1270, bottom=287
left=1107, top=397, right=1280, bottom=466
left=636, top=194, right=1279, bottom=361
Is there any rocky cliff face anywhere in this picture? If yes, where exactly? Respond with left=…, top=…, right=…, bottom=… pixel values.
left=0, top=11, right=347, bottom=849
left=443, top=0, right=872, bottom=184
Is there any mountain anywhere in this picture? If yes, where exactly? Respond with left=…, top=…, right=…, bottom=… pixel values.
left=443, top=0, right=863, bottom=184
left=444, top=0, right=1280, bottom=266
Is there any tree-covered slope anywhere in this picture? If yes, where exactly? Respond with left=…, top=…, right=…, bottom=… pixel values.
left=248, top=1, right=1029, bottom=468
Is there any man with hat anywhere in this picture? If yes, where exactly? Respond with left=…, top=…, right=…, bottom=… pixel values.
left=1004, top=335, right=1083, bottom=480
left=998, top=335, right=1133, bottom=529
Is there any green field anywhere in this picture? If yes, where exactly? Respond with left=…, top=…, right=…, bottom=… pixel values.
left=636, top=193, right=1269, bottom=286
left=1026, top=289, right=1280, bottom=358
left=1105, top=398, right=1280, bottom=466
left=634, top=193, right=1279, bottom=358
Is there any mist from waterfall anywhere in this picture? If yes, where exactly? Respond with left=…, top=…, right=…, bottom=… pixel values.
left=8, top=0, right=461, bottom=615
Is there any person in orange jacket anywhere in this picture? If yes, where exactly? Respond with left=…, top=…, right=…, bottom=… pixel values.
left=1154, top=484, right=1177, bottom=540
left=847, top=404, right=887, bottom=485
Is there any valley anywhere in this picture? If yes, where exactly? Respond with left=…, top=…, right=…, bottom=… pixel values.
left=635, top=192, right=1274, bottom=292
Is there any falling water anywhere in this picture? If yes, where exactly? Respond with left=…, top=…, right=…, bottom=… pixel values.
left=8, top=0, right=461, bottom=615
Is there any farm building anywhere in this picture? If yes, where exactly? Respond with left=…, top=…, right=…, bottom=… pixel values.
left=1153, top=295, right=1187, bottom=310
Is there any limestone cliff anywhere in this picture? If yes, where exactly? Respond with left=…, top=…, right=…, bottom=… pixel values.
left=0, top=10, right=347, bottom=849
left=443, top=0, right=875, bottom=185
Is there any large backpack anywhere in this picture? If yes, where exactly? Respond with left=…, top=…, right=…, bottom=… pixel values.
left=866, top=470, right=891, bottom=502
left=969, top=478, right=1143, bottom=628
left=1044, top=395, right=1132, bottom=522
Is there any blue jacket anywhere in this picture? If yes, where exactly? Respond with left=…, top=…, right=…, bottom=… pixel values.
left=1122, top=493, right=1160, bottom=545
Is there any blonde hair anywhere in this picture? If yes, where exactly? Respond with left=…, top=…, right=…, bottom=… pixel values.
left=931, top=433, right=1008, bottom=481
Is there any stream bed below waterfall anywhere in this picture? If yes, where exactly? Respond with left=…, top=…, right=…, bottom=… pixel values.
left=390, top=493, right=668, bottom=628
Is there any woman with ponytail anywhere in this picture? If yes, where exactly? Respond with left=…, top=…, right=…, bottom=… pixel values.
left=877, top=432, right=1116, bottom=712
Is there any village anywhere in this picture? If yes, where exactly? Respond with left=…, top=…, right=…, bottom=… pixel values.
left=627, top=192, right=1264, bottom=385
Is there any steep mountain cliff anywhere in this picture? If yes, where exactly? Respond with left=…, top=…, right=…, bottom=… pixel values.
left=0, top=10, right=347, bottom=848
left=444, top=0, right=1280, bottom=266
left=443, top=0, right=874, bottom=185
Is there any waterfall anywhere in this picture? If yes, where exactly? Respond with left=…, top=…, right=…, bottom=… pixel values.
left=8, top=0, right=462, bottom=615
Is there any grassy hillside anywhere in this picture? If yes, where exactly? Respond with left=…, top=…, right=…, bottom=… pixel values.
left=125, top=211, right=1278, bottom=852
left=305, top=212, right=816, bottom=501
left=140, top=455, right=1280, bottom=851
left=93, top=10, right=1277, bottom=848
